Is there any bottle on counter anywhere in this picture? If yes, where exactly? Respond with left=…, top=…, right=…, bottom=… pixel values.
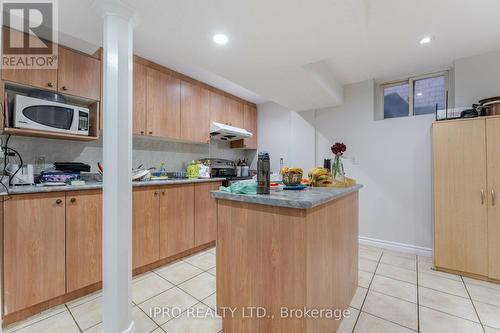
left=187, top=160, right=199, bottom=179
left=257, top=152, right=270, bottom=194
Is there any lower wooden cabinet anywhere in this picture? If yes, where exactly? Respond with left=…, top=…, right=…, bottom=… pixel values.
left=66, top=190, right=103, bottom=293
left=3, top=193, right=66, bottom=314
left=194, top=182, right=221, bottom=246
left=159, top=184, right=195, bottom=258
left=132, top=187, right=160, bottom=269
left=2, top=182, right=218, bottom=316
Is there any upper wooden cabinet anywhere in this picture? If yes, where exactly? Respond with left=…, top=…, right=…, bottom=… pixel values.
left=132, top=56, right=255, bottom=144
left=1, top=27, right=58, bottom=91
left=146, top=67, right=181, bottom=138
left=57, top=47, right=101, bottom=100
left=66, top=190, right=102, bottom=293
left=3, top=193, right=66, bottom=314
left=1, top=67, right=58, bottom=92
left=210, top=91, right=226, bottom=124
left=181, top=81, right=210, bottom=143
left=133, top=61, right=147, bottom=135
left=231, top=104, right=258, bottom=149
left=159, top=184, right=195, bottom=258
left=487, top=118, right=500, bottom=280
left=194, top=182, right=221, bottom=246
left=133, top=187, right=160, bottom=269
left=224, top=97, right=244, bottom=128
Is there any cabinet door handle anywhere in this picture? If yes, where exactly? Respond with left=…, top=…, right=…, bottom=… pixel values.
left=154, top=191, right=158, bottom=196
left=149, top=131, right=153, bottom=135
left=56, top=199, right=63, bottom=205
left=161, top=191, right=165, bottom=195
left=140, top=131, right=144, bottom=135
left=70, top=198, right=76, bottom=203
left=481, top=189, right=485, bottom=205
left=62, top=86, right=68, bottom=91
left=47, top=82, right=54, bottom=87
left=492, top=189, right=496, bottom=206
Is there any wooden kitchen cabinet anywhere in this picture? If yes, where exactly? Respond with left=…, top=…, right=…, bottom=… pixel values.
left=1, top=27, right=58, bottom=91
left=57, top=47, right=101, bottom=100
left=146, top=67, right=181, bottom=138
left=180, top=81, right=210, bottom=143
left=231, top=104, right=258, bottom=149
left=133, top=187, right=160, bottom=269
left=487, top=118, right=500, bottom=280
left=433, top=119, right=489, bottom=276
left=159, top=184, right=195, bottom=258
left=3, top=193, right=66, bottom=314
left=194, top=182, right=222, bottom=246
left=1, top=67, right=57, bottom=91
left=210, top=91, right=226, bottom=124
left=133, top=60, right=147, bottom=135
left=224, top=97, right=244, bottom=128
left=66, top=190, right=102, bottom=293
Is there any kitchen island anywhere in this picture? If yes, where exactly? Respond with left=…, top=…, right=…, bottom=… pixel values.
left=212, top=185, right=362, bottom=333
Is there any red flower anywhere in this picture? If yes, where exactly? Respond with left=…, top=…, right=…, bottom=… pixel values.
left=331, top=142, right=347, bottom=156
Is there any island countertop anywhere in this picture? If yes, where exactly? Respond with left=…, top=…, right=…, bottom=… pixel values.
left=211, top=184, right=362, bottom=209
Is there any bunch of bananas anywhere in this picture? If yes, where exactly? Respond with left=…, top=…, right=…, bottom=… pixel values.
left=308, top=167, right=333, bottom=187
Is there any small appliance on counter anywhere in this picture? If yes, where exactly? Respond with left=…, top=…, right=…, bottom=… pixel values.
left=36, top=162, right=91, bottom=186
left=199, top=158, right=253, bottom=186
left=6, top=164, right=34, bottom=185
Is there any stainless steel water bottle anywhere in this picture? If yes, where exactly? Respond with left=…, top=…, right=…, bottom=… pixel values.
left=257, top=152, right=270, bottom=194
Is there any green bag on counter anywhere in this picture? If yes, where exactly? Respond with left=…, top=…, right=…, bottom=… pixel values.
left=219, top=181, right=257, bottom=195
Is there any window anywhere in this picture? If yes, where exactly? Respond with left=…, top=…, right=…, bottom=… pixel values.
left=380, top=71, right=448, bottom=119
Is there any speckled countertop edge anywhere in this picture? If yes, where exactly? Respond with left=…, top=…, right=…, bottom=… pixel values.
left=0, top=178, right=225, bottom=196
left=211, top=184, right=363, bottom=209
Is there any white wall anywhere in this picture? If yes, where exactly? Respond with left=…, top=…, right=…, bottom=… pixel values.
left=256, top=102, right=315, bottom=172
left=256, top=50, right=500, bottom=251
left=454, top=49, right=500, bottom=107
left=316, top=80, right=434, bottom=249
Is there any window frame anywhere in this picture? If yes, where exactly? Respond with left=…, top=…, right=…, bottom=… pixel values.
left=378, top=70, right=449, bottom=120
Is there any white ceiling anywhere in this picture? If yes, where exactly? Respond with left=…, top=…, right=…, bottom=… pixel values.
left=57, top=0, right=500, bottom=110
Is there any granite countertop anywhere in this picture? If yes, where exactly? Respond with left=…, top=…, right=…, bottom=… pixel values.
left=211, top=184, right=363, bottom=209
left=0, top=178, right=225, bottom=196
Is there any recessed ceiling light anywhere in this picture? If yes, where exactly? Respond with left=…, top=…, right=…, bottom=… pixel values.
left=419, top=36, right=432, bottom=45
left=417, top=92, right=423, bottom=96
left=213, top=34, right=229, bottom=45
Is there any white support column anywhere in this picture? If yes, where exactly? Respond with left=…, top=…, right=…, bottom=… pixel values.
left=93, top=1, right=138, bottom=332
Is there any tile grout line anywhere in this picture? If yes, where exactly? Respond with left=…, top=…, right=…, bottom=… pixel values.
left=418, top=303, right=485, bottom=326
left=135, top=304, right=166, bottom=333
left=416, top=256, right=420, bottom=333
left=4, top=249, right=216, bottom=333
left=3, top=307, right=68, bottom=333
left=65, top=304, right=84, bottom=332
left=355, top=250, right=420, bottom=332
left=351, top=249, right=383, bottom=332
left=461, top=275, right=487, bottom=333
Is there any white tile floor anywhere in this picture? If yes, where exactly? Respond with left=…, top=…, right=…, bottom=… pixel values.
left=4, top=244, right=500, bottom=333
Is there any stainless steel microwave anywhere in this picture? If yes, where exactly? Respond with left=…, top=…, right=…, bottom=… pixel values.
left=13, top=94, right=89, bottom=136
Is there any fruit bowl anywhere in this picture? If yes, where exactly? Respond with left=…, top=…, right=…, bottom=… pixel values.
left=282, top=172, right=303, bottom=186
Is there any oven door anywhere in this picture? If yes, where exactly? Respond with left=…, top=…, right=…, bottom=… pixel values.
left=14, top=94, right=78, bottom=134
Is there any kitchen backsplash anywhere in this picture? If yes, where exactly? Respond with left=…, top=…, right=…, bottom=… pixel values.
left=5, top=135, right=256, bottom=174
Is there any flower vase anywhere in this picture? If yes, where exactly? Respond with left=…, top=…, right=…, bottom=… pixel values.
left=332, top=155, right=345, bottom=181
